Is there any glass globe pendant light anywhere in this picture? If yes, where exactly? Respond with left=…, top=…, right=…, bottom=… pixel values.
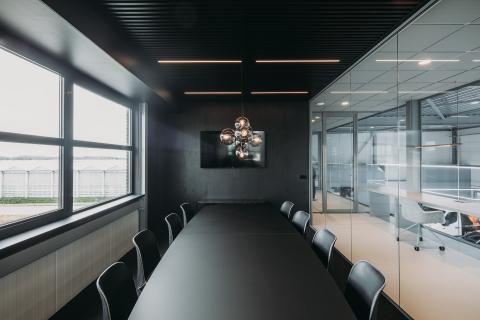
left=218, top=65, right=261, bottom=160
left=220, top=128, right=235, bottom=145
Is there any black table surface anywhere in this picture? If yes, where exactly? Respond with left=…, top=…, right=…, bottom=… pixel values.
left=128, top=204, right=356, bottom=320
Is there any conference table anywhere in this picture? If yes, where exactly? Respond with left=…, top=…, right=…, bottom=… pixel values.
left=128, top=203, right=356, bottom=320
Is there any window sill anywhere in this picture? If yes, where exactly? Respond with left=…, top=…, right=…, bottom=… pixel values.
left=0, top=194, right=144, bottom=260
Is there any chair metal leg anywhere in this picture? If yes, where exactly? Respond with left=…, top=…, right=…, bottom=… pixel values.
left=426, top=227, right=446, bottom=251
left=414, top=224, right=421, bottom=251
left=397, top=223, right=417, bottom=241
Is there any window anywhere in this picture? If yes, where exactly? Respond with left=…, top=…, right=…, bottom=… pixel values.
left=0, top=48, right=62, bottom=226
left=0, top=49, right=61, bottom=137
left=73, top=85, right=129, bottom=145
left=0, top=46, right=136, bottom=234
left=72, top=85, right=132, bottom=210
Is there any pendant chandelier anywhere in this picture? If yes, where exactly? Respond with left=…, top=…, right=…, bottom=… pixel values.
left=220, top=116, right=262, bottom=160
left=219, top=64, right=262, bottom=160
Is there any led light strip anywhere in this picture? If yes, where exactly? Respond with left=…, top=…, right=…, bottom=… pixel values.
left=250, top=91, right=309, bottom=95
left=376, top=59, right=459, bottom=62
left=330, top=91, right=388, bottom=94
left=255, top=59, right=340, bottom=63
left=184, top=91, right=242, bottom=95
left=159, top=60, right=242, bottom=64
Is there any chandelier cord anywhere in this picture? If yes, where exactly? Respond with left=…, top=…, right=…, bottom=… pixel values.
left=241, top=62, right=245, bottom=116
left=241, top=8, right=246, bottom=117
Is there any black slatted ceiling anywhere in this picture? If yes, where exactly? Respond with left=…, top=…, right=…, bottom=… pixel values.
left=47, top=0, right=429, bottom=100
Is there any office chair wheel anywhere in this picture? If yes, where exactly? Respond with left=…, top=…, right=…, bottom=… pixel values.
left=414, top=246, right=420, bottom=251
left=419, top=237, right=423, bottom=241
left=439, top=246, right=445, bottom=251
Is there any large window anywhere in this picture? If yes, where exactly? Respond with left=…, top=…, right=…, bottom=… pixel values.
left=0, top=46, right=135, bottom=233
left=0, top=48, right=62, bottom=226
left=73, top=85, right=131, bottom=210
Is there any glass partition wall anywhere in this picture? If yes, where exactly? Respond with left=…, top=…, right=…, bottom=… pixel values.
left=310, top=0, right=480, bottom=319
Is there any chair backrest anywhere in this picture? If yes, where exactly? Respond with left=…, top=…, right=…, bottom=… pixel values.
left=399, top=197, right=425, bottom=223
left=305, top=224, right=317, bottom=244
left=280, top=201, right=295, bottom=219
left=311, top=229, right=337, bottom=271
left=165, top=212, right=183, bottom=245
left=96, top=262, right=138, bottom=320
left=132, top=230, right=162, bottom=288
left=291, top=210, right=310, bottom=235
left=180, top=202, right=195, bottom=226
left=345, top=260, right=385, bottom=320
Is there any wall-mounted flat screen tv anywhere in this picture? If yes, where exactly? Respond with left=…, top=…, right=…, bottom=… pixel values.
left=200, top=131, right=266, bottom=168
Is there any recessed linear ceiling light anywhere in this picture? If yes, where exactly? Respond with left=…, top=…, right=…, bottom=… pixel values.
left=450, top=115, right=469, bottom=118
left=473, top=60, right=480, bottom=62
left=418, top=60, right=431, bottom=66
left=471, top=101, right=480, bottom=105
left=376, top=59, right=459, bottom=63
left=399, top=90, right=450, bottom=94
left=330, top=91, right=388, bottom=94
left=184, top=91, right=242, bottom=95
left=316, top=102, right=325, bottom=106
left=255, top=59, right=340, bottom=63
left=158, top=60, right=242, bottom=64
left=341, top=101, right=350, bottom=106
left=250, top=91, right=309, bottom=95
left=415, top=143, right=462, bottom=149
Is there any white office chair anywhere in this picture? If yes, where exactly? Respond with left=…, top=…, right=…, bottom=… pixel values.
left=399, top=197, right=446, bottom=251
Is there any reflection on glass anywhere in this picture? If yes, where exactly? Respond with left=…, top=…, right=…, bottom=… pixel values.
left=0, top=47, right=61, bottom=137
left=420, top=83, right=480, bottom=246
left=73, top=85, right=130, bottom=145
left=73, top=147, right=129, bottom=210
left=0, top=142, right=60, bottom=225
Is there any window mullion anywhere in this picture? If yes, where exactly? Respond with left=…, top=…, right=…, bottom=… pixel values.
left=63, top=78, right=74, bottom=215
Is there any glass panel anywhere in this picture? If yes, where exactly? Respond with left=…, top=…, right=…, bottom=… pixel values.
left=311, top=113, right=322, bottom=213
left=73, top=147, right=129, bottom=210
left=0, top=47, right=61, bottom=137
left=397, top=1, right=480, bottom=318
left=73, top=85, right=130, bottom=145
left=310, top=2, right=480, bottom=319
left=0, top=142, right=60, bottom=225
left=325, top=116, right=354, bottom=211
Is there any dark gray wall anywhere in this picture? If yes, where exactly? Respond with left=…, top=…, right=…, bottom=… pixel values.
left=147, top=99, right=309, bottom=240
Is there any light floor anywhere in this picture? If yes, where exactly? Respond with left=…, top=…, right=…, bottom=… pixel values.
left=312, top=191, right=369, bottom=212
left=312, top=212, right=480, bottom=320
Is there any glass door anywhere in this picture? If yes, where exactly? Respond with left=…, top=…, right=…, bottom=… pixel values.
left=323, top=114, right=355, bottom=212
left=311, top=115, right=322, bottom=213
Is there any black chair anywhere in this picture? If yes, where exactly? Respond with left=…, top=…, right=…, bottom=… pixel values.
left=311, top=229, right=337, bottom=271
left=132, top=229, right=162, bottom=290
left=280, top=201, right=295, bottom=220
left=345, top=260, right=385, bottom=320
left=180, top=202, right=195, bottom=226
left=291, top=210, right=310, bottom=235
left=96, top=262, right=138, bottom=320
left=305, top=224, right=317, bottom=243
left=165, top=212, right=183, bottom=245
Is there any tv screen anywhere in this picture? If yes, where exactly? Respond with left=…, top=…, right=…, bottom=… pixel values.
left=200, top=131, right=266, bottom=168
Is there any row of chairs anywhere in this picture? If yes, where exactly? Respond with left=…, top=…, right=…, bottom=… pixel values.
left=96, top=202, right=196, bottom=320
left=280, top=200, right=386, bottom=320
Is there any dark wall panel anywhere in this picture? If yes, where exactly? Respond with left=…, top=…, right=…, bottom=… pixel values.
left=147, top=100, right=309, bottom=239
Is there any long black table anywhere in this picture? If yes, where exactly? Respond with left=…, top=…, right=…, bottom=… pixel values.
left=129, top=204, right=356, bottom=320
